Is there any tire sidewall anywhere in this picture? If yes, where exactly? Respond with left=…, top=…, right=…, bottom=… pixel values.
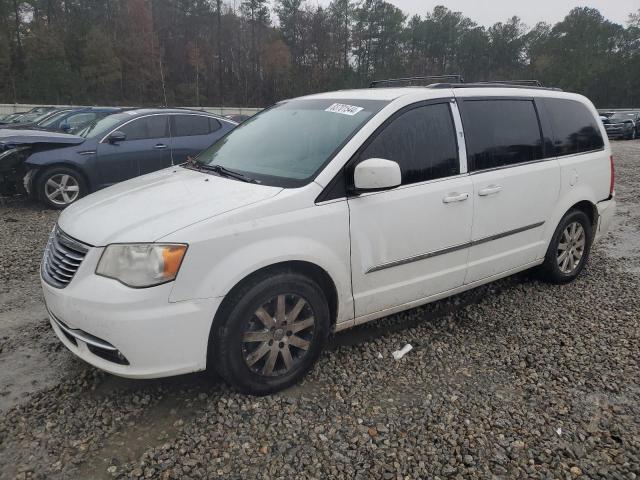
left=37, top=167, right=87, bottom=209
left=544, top=210, right=593, bottom=283
left=213, top=273, right=330, bottom=395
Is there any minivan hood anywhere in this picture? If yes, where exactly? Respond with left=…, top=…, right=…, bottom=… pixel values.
left=58, top=167, right=283, bottom=245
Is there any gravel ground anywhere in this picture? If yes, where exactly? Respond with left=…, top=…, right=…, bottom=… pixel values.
left=0, top=142, right=639, bottom=479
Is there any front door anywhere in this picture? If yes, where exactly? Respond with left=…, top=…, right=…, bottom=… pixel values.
left=348, top=101, right=473, bottom=318
left=96, top=115, right=171, bottom=188
left=457, top=97, right=560, bottom=283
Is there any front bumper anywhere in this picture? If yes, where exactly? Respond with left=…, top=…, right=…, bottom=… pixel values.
left=594, top=196, right=616, bottom=243
left=42, top=247, right=222, bottom=378
left=606, top=129, right=630, bottom=139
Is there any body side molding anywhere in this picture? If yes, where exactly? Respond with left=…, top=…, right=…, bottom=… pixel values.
left=366, top=221, right=545, bottom=274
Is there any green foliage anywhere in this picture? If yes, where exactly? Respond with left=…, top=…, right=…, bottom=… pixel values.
left=0, top=1, right=637, bottom=107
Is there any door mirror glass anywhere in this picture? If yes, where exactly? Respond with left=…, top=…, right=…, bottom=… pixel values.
left=108, top=130, right=127, bottom=143
left=353, top=158, right=401, bottom=191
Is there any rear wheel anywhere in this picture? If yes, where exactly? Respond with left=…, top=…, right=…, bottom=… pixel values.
left=210, top=272, right=330, bottom=395
left=539, top=209, right=593, bottom=284
left=37, top=167, right=87, bottom=209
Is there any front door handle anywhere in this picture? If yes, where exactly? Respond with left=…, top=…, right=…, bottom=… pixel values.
left=478, top=184, right=503, bottom=196
left=154, top=143, right=168, bottom=149
left=443, top=192, right=470, bottom=203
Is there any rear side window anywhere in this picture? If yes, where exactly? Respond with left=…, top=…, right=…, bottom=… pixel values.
left=543, top=98, right=604, bottom=156
left=66, top=112, right=97, bottom=127
left=460, top=99, right=543, bottom=171
left=172, top=115, right=218, bottom=137
left=360, top=103, right=459, bottom=185
left=121, top=115, right=169, bottom=140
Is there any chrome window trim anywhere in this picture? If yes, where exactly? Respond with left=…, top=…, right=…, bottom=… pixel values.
left=469, top=147, right=607, bottom=175
left=450, top=99, right=468, bottom=174
left=470, top=157, right=555, bottom=175
left=355, top=172, right=471, bottom=198
left=553, top=147, right=606, bottom=159
left=99, top=112, right=233, bottom=143
left=99, top=113, right=169, bottom=143
left=366, top=221, right=545, bottom=274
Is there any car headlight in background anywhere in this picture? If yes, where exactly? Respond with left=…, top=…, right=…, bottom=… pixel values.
left=96, top=244, right=187, bottom=287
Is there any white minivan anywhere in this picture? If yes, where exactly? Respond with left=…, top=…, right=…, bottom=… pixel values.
left=42, top=84, right=616, bottom=394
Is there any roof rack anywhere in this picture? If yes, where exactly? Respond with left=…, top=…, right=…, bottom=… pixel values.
left=474, top=80, right=542, bottom=87
left=430, top=82, right=563, bottom=92
left=370, top=76, right=562, bottom=91
left=369, top=75, right=464, bottom=88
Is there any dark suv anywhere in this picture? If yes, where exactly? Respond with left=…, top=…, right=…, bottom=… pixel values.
left=0, top=109, right=237, bottom=208
left=602, top=112, right=639, bottom=140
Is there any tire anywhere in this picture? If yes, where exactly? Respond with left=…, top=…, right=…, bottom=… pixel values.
left=538, top=209, right=593, bottom=284
left=210, top=271, right=331, bottom=395
left=37, top=166, right=87, bottom=209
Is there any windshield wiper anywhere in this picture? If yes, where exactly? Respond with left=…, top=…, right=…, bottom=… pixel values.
left=186, top=158, right=259, bottom=184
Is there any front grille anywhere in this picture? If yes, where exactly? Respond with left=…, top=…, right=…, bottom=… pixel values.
left=42, top=227, right=89, bottom=288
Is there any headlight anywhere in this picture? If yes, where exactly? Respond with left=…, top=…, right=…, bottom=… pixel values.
left=96, top=244, right=187, bottom=287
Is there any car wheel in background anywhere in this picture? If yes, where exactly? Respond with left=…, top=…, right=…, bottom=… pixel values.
left=211, top=271, right=331, bottom=395
left=538, top=209, right=593, bottom=284
left=37, top=166, right=87, bottom=209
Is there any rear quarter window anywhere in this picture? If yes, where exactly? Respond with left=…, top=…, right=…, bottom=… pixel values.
left=172, top=115, right=217, bottom=137
left=460, top=99, right=544, bottom=171
left=543, top=98, right=604, bottom=156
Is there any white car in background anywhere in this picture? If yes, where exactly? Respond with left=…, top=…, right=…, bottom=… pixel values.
left=42, top=83, right=615, bottom=394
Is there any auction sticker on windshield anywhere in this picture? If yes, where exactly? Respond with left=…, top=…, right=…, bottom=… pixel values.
left=325, top=103, right=364, bottom=116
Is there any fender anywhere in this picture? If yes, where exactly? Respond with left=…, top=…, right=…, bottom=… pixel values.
left=172, top=237, right=354, bottom=324
left=541, top=184, right=599, bottom=258
left=164, top=193, right=354, bottom=324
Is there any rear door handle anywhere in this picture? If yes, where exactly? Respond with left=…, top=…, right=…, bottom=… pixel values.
left=442, top=192, right=470, bottom=203
left=478, top=184, right=503, bottom=196
left=154, top=143, right=168, bottom=149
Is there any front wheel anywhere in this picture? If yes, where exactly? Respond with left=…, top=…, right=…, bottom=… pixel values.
left=210, top=272, right=330, bottom=395
left=37, top=167, right=87, bottom=209
left=538, top=209, right=593, bottom=284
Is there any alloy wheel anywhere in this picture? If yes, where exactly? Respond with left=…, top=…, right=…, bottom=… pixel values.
left=44, top=174, right=80, bottom=206
left=557, top=221, right=586, bottom=274
left=242, top=294, right=316, bottom=377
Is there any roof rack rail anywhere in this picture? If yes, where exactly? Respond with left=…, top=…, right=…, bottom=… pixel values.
left=428, top=82, right=563, bottom=92
left=370, top=75, right=563, bottom=91
left=369, top=75, right=464, bottom=88
left=474, top=80, right=543, bottom=87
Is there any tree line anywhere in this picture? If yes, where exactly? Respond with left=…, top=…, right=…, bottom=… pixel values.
left=1, top=0, right=639, bottom=108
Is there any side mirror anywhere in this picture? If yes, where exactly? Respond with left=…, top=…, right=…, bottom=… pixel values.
left=107, top=131, right=126, bottom=143
left=60, top=122, right=71, bottom=132
left=353, top=158, right=401, bottom=192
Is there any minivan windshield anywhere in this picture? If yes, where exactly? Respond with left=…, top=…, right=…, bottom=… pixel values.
left=194, top=98, right=388, bottom=187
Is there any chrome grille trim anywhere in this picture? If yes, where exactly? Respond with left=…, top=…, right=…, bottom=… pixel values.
left=48, top=308, right=118, bottom=351
left=42, top=227, right=90, bottom=288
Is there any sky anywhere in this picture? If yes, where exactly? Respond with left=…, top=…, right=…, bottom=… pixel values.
left=313, top=0, right=639, bottom=27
